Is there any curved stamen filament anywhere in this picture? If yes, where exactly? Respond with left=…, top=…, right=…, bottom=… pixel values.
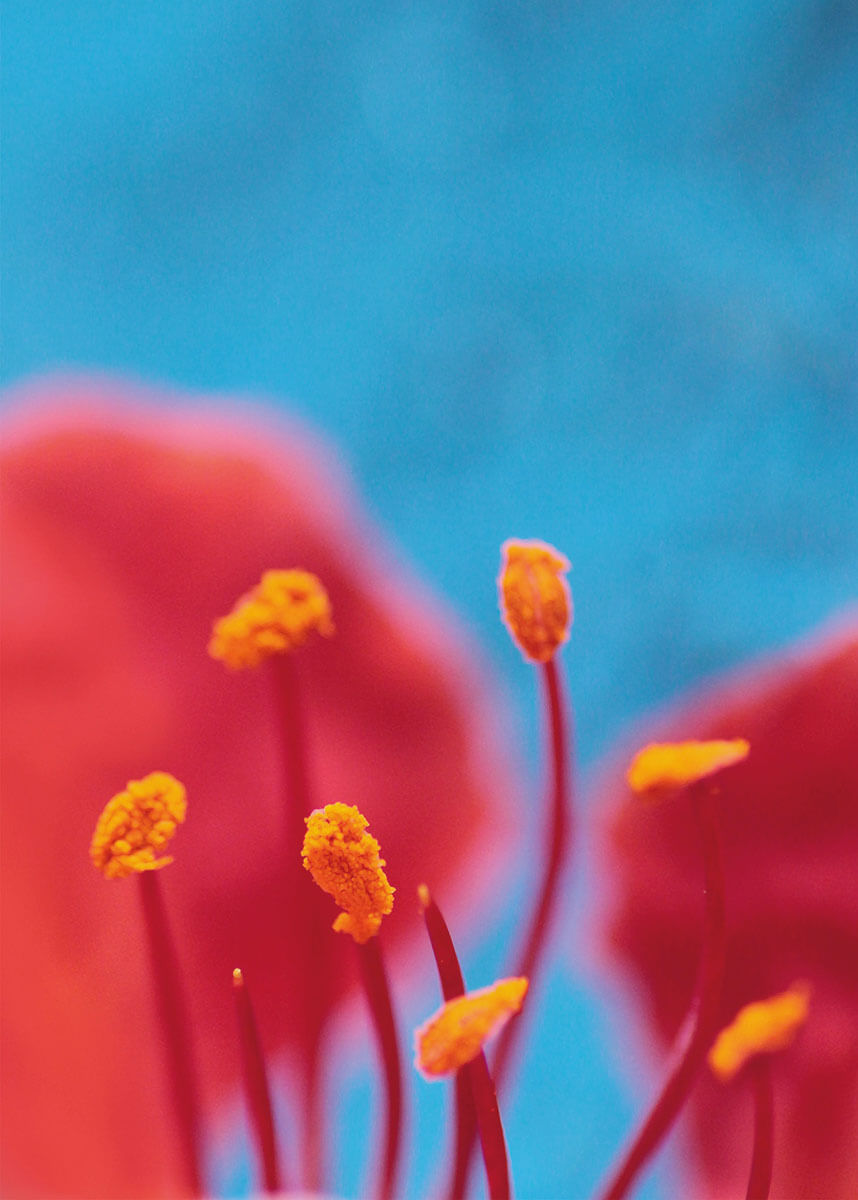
left=494, top=656, right=572, bottom=1088
left=232, top=969, right=282, bottom=1195
left=596, top=782, right=727, bottom=1200
left=420, top=886, right=511, bottom=1200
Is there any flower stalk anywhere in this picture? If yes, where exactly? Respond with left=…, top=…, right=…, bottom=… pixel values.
left=746, top=1057, right=774, bottom=1200
left=596, top=780, right=727, bottom=1200
left=358, top=936, right=405, bottom=1200
left=232, top=968, right=282, bottom=1195
left=420, top=886, right=510, bottom=1200
left=139, top=871, right=204, bottom=1197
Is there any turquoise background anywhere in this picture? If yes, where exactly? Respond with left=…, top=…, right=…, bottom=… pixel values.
left=3, top=3, right=857, bottom=1197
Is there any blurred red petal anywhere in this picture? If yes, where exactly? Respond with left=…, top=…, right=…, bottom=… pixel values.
left=595, top=620, right=858, bottom=1199
left=0, top=375, right=512, bottom=1199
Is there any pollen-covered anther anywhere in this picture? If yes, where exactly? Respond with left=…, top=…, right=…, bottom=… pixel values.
left=415, top=977, right=529, bottom=1077
left=498, top=540, right=572, bottom=663
left=708, top=983, right=811, bottom=1083
left=208, top=568, right=334, bottom=669
left=302, top=803, right=394, bottom=943
left=626, top=738, right=750, bottom=799
left=90, top=771, right=187, bottom=879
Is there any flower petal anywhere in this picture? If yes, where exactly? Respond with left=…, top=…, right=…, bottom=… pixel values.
left=594, top=619, right=858, bottom=1200
left=0, top=375, right=514, bottom=1199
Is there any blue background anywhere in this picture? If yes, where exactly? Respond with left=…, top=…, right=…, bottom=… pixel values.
left=3, top=3, right=857, bottom=1197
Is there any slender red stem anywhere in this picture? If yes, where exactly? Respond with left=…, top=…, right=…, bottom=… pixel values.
left=421, top=889, right=477, bottom=1200
left=232, top=969, right=282, bottom=1194
left=138, top=871, right=204, bottom=1197
left=357, top=937, right=405, bottom=1200
left=746, top=1058, right=774, bottom=1200
left=596, top=784, right=727, bottom=1200
left=421, top=888, right=511, bottom=1200
left=492, top=656, right=573, bottom=1088
left=271, top=656, right=328, bottom=1189
left=458, top=654, right=573, bottom=1193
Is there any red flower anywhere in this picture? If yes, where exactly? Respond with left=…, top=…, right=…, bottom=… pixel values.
left=0, top=376, right=512, bottom=1199
left=596, top=619, right=858, bottom=1198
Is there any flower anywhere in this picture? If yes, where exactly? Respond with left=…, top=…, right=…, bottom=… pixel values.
left=0, top=375, right=513, bottom=1199
left=595, top=618, right=858, bottom=1199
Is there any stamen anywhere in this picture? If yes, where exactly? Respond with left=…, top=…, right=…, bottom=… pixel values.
left=208, top=568, right=333, bottom=669
left=626, top=739, right=750, bottom=799
left=90, top=771, right=187, bottom=878
left=448, top=542, right=575, bottom=1191
left=212, top=569, right=334, bottom=1187
left=232, top=969, right=282, bottom=1195
left=498, top=539, right=571, bottom=663
left=708, top=987, right=808, bottom=1200
left=303, top=805, right=403, bottom=1200
left=596, top=749, right=738, bottom=1200
left=91, top=775, right=202, bottom=1194
left=708, top=984, right=810, bottom=1082
left=419, top=886, right=513, bottom=1200
left=302, top=803, right=394, bottom=943
left=90, top=777, right=202, bottom=1193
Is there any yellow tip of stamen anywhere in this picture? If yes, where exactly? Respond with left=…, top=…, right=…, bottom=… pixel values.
left=302, top=803, right=394, bottom=943
left=417, top=883, right=431, bottom=911
left=708, top=983, right=811, bottom=1082
left=232, top=968, right=244, bottom=988
left=498, top=540, right=572, bottom=664
left=208, top=568, right=334, bottom=669
left=415, top=977, right=529, bottom=1078
left=626, top=739, right=750, bottom=799
left=90, top=771, right=187, bottom=879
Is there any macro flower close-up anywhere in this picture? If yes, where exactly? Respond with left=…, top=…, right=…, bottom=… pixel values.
left=3, top=4, right=858, bottom=1198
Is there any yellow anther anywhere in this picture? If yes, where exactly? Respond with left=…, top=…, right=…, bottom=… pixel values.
left=708, top=984, right=811, bottom=1082
left=498, top=540, right=572, bottom=663
left=302, top=803, right=394, bottom=943
left=209, top=569, right=334, bottom=669
left=626, top=739, right=750, bottom=799
left=415, top=977, right=529, bottom=1077
left=90, top=772, right=187, bottom=879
